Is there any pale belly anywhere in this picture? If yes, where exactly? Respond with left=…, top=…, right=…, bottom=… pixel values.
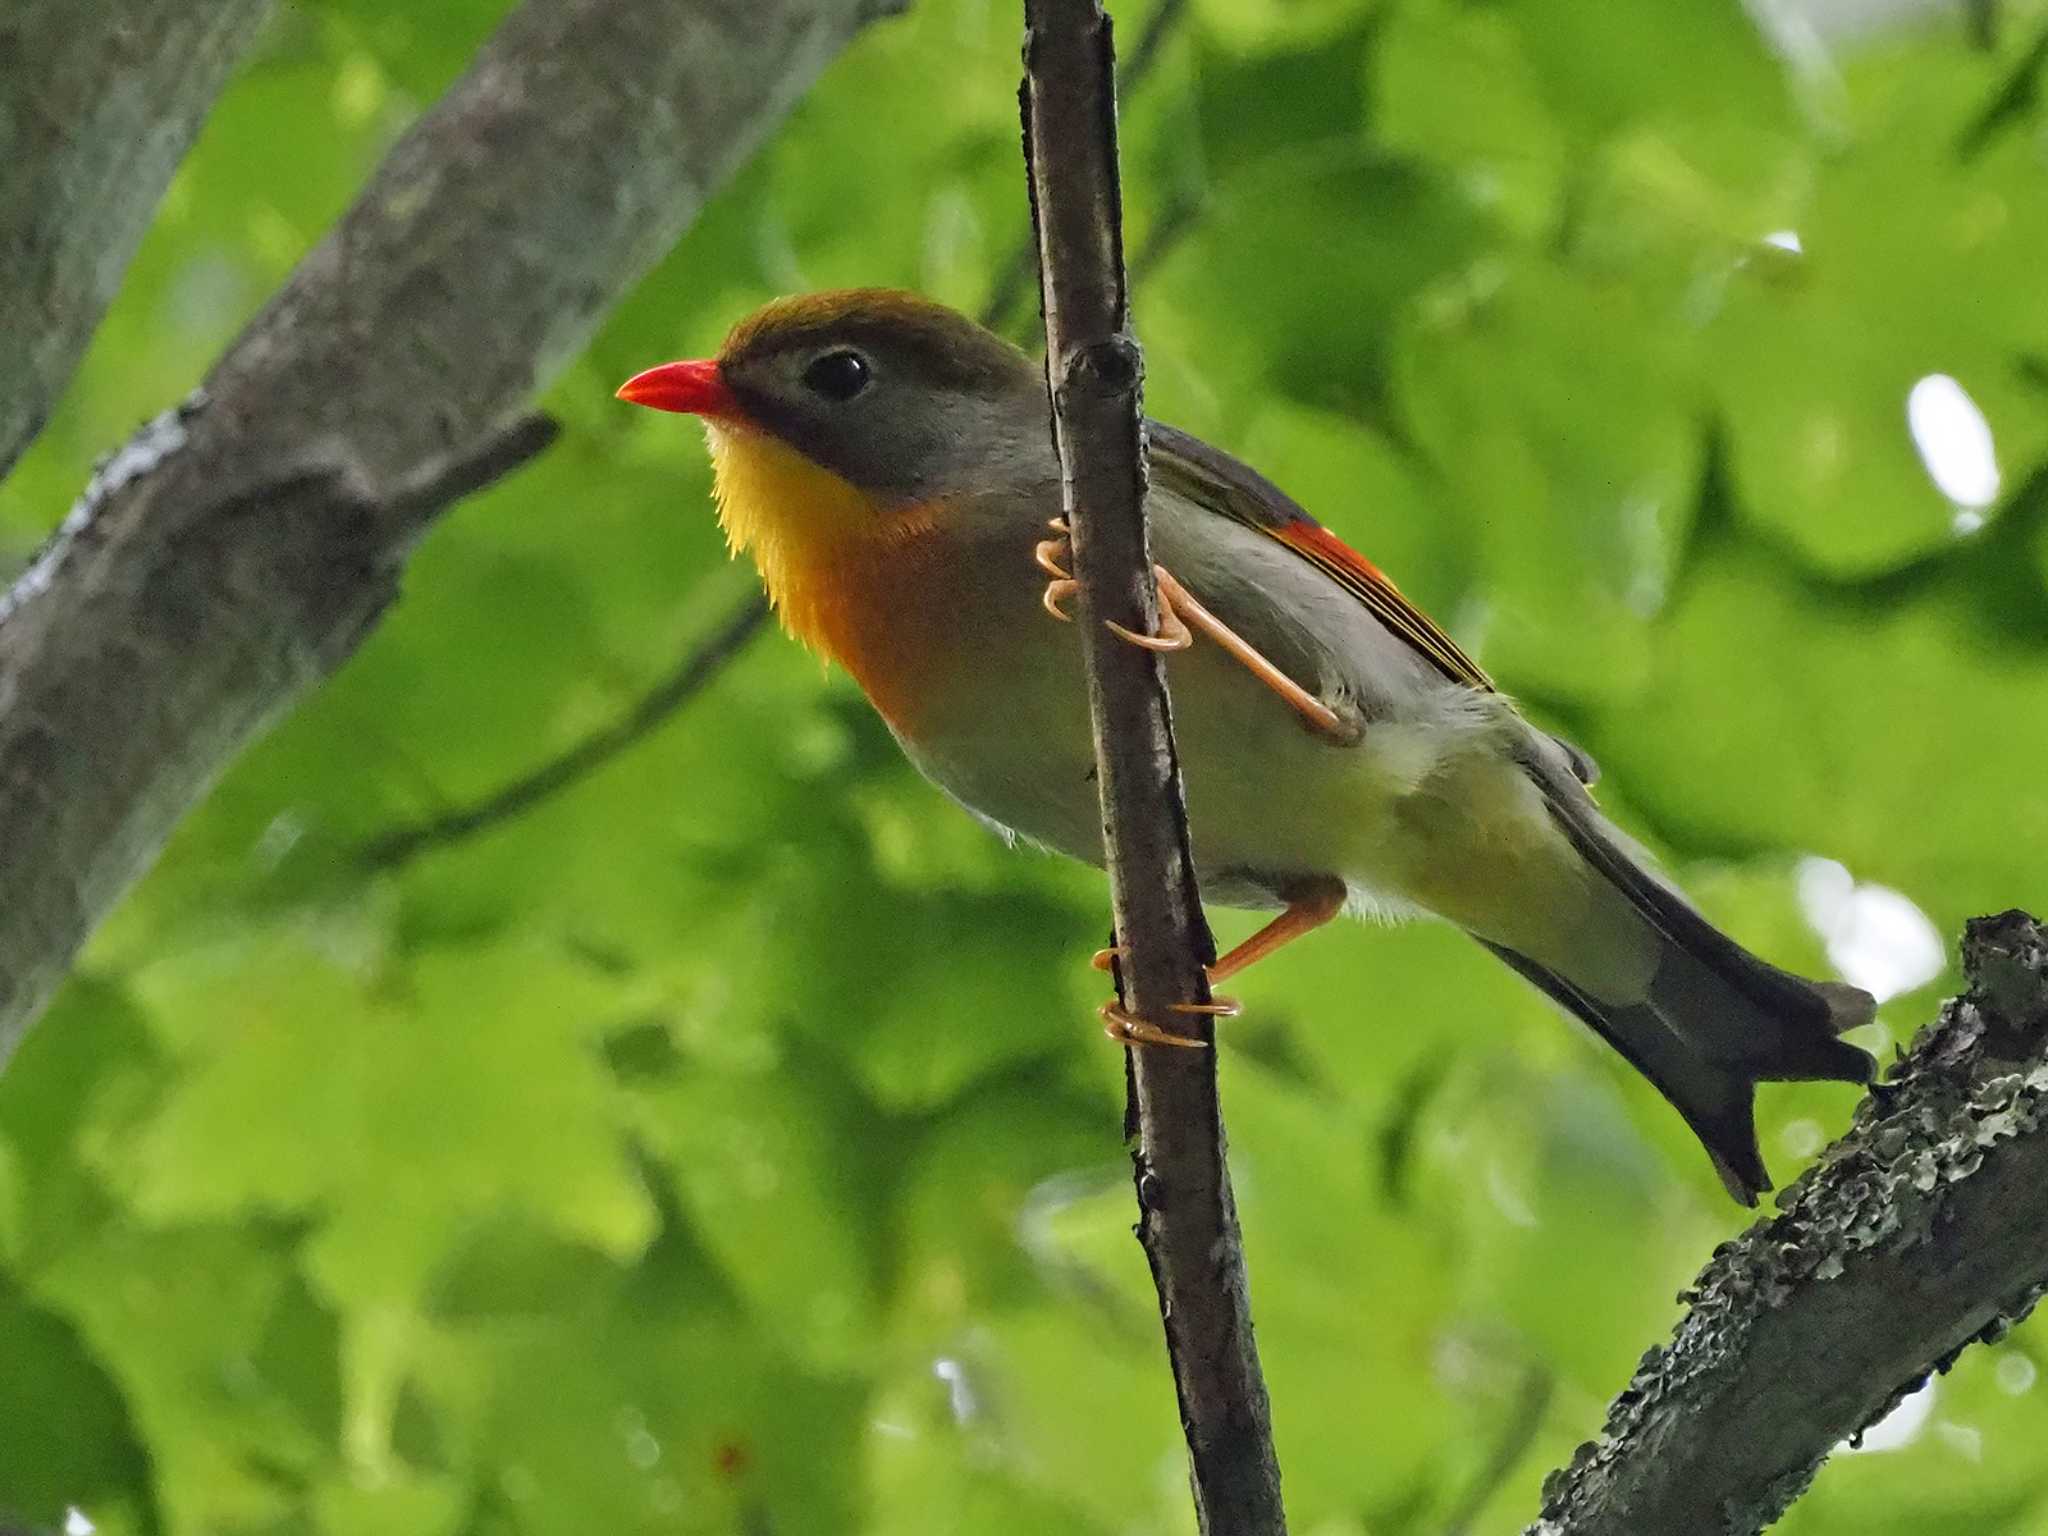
left=891, top=599, right=1515, bottom=916
left=824, top=512, right=1621, bottom=991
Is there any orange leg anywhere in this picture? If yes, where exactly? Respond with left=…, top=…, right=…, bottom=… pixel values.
left=1092, top=877, right=1347, bottom=987
left=1034, top=524, right=1351, bottom=742
left=1208, top=878, right=1347, bottom=982
left=1123, top=567, right=1352, bottom=742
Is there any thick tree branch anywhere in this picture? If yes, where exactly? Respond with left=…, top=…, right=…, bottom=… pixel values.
left=1022, top=4, right=1286, bottom=1532
left=0, top=0, right=903, bottom=1067
left=0, top=0, right=274, bottom=479
left=1531, top=910, right=2048, bottom=1535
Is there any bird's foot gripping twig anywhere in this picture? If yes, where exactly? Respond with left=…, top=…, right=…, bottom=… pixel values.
left=1091, top=942, right=1248, bottom=1052
left=1035, top=521, right=1351, bottom=742
left=1099, top=996, right=1241, bottom=1049
left=1094, top=877, right=1347, bottom=989
left=1036, top=518, right=1081, bottom=622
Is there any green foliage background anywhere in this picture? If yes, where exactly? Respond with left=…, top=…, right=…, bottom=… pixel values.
left=4, top=0, right=2048, bottom=1530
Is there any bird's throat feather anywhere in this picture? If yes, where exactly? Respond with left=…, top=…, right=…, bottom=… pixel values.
left=706, top=422, right=947, bottom=729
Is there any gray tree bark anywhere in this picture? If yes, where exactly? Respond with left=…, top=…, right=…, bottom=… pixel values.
left=0, top=0, right=276, bottom=479
left=0, top=0, right=905, bottom=1067
left=1531, top=909, right=2048, bottom=1534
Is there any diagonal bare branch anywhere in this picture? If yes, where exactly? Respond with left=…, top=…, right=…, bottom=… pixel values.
left=0, top=0, right=275, bottom=480
left=357, top=590, right=769, bottom=869
left=0, top=0, right=276, bottom=481
left=0, top=0, right=906, bottom=1067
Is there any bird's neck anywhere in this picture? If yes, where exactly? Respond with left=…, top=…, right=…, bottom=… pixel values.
left=707, top=423, right=958, bottom=732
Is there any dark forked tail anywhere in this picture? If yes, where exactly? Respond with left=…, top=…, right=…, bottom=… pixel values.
left=1489, top=771, right=1877, bottom=1205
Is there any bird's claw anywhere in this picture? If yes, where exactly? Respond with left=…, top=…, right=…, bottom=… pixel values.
left=1037, top=519, right=1078, bottom=622
left=1174, top=997, right=1243, bottom=1018
left=1092, top=946, right=1239, bottom=1007
left=1105, top=611, right=1193, bottom=653
left=1033, top=528, right=1192, bottom=655
left=1034, top=537, right=1073, bottom=583
left=1090, top=947, right=1241, bottom=1046
left=1099, top=1002, right=1210, bottom=1049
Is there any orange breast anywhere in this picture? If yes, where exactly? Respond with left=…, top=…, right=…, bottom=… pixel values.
left=780, top=534, right=958, bottom=734
left=706, top=419, right=959, bottom=733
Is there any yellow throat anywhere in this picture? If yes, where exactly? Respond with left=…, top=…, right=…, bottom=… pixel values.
left=704, top=422, right=944, bottom=717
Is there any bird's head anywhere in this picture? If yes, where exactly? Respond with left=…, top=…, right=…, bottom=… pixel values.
left=619, top=291, right=1051, bottom=644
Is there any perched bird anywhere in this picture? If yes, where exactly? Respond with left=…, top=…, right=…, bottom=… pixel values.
left=618, top=289, right=1874, bottom=1203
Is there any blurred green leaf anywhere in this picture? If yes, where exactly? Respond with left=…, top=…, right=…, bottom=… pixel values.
left=1492, top=0, right=1793, bottom=142
left=1191, top=22, right=1372, bottom=180
left=32, top=1225, right=327, bottom=1533
left=1372, top=0, right=1571, bottom=240
left=0, top=1283, right=153, bottom=1532
left=627, top=1058, right=887, bottom=1371
left=1703, top=44, right=2048, bottom=573
left=1582, top=538, right=2048, bottom=930
left=1146, top=150, right=1489, bottom=425
left=1394, top=263, right=1699, bottom=700
left=1192, top=0, right=1367, bottom=52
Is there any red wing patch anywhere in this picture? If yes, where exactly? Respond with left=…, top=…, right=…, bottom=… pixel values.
left=1147, top=423, right=1493, bottom=692
left=1263, top=518, right=1493, bottom=692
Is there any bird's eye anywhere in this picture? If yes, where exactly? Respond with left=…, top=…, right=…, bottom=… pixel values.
left=800, top=349, right=871, bottom=402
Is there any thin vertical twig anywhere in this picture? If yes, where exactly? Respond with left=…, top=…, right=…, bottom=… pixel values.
left=1019, top=3, right=1287, bottom=1532
left=984, top=0, right=1191, bottom=335
left=1442, top=1365, right=1553, bottom=1536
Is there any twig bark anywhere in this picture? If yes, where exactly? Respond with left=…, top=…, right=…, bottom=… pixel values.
left=0, top=0, right=903, bottom=1067
left=0, top=0, right=274, bottom=479
left=1530, top=910, right=2048, bottom=1535
left=984, top=0, right=1188, bottom=337
left=1021, top=3, right=1286, bottom=1531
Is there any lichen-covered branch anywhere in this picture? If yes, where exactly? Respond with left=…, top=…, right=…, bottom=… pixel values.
left=0, top=0, right=904, bottom=1067
left=1531, top=910, right=2048, bottom=1535
left=0, top=0, right=274, bottom=478
left=1021, top=3, right=1286, bottom=1531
